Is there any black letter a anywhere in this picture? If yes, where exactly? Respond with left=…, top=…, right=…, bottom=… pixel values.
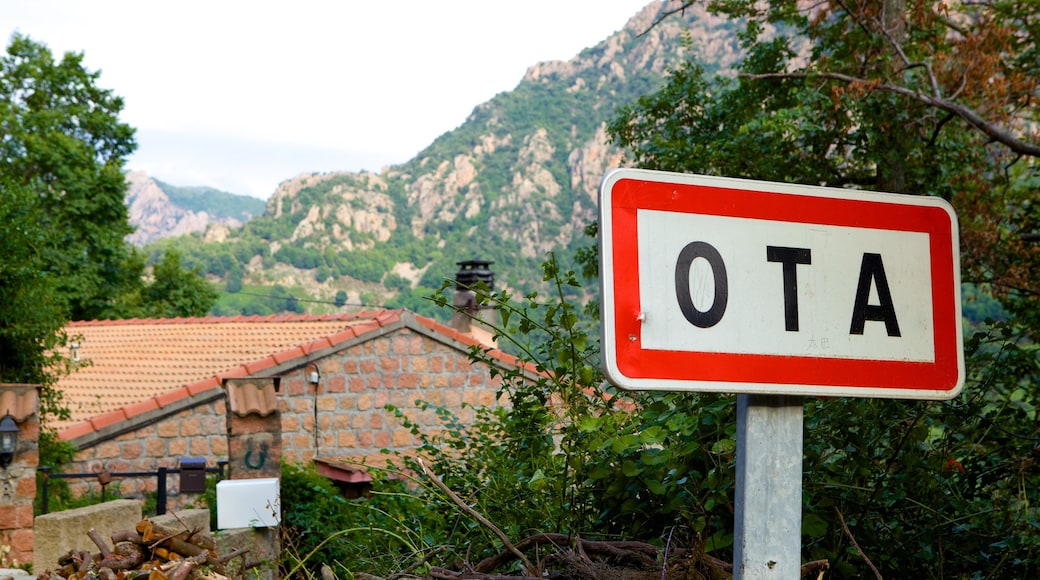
left=849, top=253, right=901, bottom=337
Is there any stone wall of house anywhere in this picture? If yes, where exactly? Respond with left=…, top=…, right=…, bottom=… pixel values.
left=62, top=399, right=228, bottom=510
left=61, top=325, right=507, bottom=509
left=0, top=393, right=40, bottom=569
left=280, top=325, right=506, bottom=465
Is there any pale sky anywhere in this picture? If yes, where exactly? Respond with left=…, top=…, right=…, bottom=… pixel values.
left=2, top=1, right=654, bottom=199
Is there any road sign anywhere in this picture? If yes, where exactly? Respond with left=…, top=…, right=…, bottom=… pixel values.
left=599, top=168, right=964, bottom=399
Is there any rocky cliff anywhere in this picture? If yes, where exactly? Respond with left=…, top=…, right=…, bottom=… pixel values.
left=126, top=172, right=264, bottom=246
left=142, top=1, right=744, bottom=315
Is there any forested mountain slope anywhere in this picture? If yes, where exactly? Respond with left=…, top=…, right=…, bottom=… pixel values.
left=144, top=1, right=742, bottom=316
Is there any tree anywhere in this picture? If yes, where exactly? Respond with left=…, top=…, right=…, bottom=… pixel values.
left=0, top=34, right=138, bottom=321
left=0, top=177, right=66, bottom=386
left=0, top=35, right=219, bottom=438
left=138, top=250, right=220, bottom=318
left=609, top=1, right=1040, bottom=576
left=620, top=0, right=1040, bottom=329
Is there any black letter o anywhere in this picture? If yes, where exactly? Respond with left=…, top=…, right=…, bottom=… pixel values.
left=675, top=241, right=728, bottom=328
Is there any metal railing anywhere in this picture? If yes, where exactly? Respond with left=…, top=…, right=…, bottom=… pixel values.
left=37, top=460, right=228, bottom=515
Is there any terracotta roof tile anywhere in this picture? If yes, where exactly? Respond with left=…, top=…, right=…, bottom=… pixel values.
left=90, top=409, right=128, bottom=432
left=225, top=378, right=280, bottom=417
left=0, top=384, right=40, bottom=421
left=53, top=309, right=535, bottom=443
left=54, top=310, right=405, bottom=435
left=123, top=397, right=161, bottom=418
left=314, top=457, right=373, bottom=483
left=58, top=422, right=95, bottom=441
left=154, top=387, right=191, bottom=408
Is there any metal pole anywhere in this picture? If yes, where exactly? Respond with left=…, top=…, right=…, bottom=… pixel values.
left=157, top=466, right=168, bottom=515
left=733, top=394, right=803, bottom=578
left=39, top=466, right=51, bottom=514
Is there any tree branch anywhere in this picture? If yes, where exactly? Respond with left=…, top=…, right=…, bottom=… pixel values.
left=741, top=71, right=1040, bottom=157
left=417, top=458, right=536, bottom=575
left=835, top=507, right=881, bottom=580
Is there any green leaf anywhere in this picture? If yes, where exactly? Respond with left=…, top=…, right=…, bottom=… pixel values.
left=640, top=448, right=673, bottom=465
left=621, top=460, right=642, bottom=477
left=528, top=469, right=547, bottom=491
left=710, top=438, right=735, bottom=455
left=705, top=530, right=733, bottom=552
left=578, top=415, right=603, bottom=433
left=801, top=513, right=828, bottom=537
left=645, top=479, right=667, bottom=495
left=612, top=433, right=641, bottom=454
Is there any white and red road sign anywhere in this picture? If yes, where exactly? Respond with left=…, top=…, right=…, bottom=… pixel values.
left=599, top=168, right=964, bottom=399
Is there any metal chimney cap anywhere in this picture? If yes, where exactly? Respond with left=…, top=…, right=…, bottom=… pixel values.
left=455, top=260, right=495, bottom=290
left=456, top=259, right=494, bottom=267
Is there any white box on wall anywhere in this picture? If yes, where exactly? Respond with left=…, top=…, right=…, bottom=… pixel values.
left=216, top=478, right=280, bottom=528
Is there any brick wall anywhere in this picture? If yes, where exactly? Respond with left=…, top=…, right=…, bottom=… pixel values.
left=279, top=326, right=506, bottom=465
left=63, top=399, right=227, bottom=508
left=62, top=324, right=509, bottom=509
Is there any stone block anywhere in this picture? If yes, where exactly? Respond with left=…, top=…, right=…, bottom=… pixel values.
left=216, top=527, right=279, bottom=580
left=33, top=499, right=142, bottom=575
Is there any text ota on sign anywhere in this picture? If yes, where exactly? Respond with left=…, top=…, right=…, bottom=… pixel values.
left=599, top=169, right=964, bottom=399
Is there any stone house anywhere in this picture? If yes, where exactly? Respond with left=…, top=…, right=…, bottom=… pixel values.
left=47, top=306, right=529, bottom=505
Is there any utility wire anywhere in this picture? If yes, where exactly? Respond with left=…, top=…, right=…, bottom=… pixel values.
left=225, top=288, right=389, bottom=309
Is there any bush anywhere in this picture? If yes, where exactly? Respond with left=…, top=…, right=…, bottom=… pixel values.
left=274, top=251, right=1040, bottom=578
left=397, top=253, right=1040, bottom=576
left=279, top=462, right=443, bottom=578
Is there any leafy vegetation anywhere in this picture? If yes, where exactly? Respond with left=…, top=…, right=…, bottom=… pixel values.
left=0, top=177, right=69, bottom=417
left=0, top=35, right=218, bottom=472
left=282, top=1, right=1040, bottom=577
left=601, top=0, right=1040, bottom=575
left=279, top=462, right=442, bottom=579
left=0, top=33, right=138, bottom=322
left=275, top=246, right=1039, bottom=578
left=7, top=2, right=1040, bottom=577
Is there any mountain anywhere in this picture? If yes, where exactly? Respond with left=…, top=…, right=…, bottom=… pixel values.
left=142, top=1, right=743, bottom=317
left=126, top=172, right=265, bottom=246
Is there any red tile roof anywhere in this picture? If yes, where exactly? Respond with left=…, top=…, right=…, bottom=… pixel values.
left=53, top=309, right=534, bottom=444
left=54, top=310, right=402, bottom=437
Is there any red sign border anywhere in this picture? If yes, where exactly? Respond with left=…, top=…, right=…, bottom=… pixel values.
left=601, top=170, right=964, bottom=399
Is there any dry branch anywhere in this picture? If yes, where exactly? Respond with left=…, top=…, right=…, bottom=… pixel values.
left=417, top=457, right=536, bottom=574
left=87, top=528, right=112, bottom=557
left=741, top=71, right=1040, bottom=157
left=836, top=506, right=880, bottom=579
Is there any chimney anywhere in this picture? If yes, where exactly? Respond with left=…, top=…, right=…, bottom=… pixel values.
left=450, top=260, right=497, bottom=347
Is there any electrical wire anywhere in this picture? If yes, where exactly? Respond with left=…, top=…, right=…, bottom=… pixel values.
left=225, top=288, right=389, bottom=309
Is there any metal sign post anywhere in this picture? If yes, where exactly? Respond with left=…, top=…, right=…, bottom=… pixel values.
left=734, top=395, right=803, bottom=578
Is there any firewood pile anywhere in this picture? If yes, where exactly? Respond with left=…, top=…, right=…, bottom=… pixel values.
left=38, top=519, right=250, bottom=580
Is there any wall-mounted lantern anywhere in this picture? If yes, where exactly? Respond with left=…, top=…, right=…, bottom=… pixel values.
left=0, top=413, right=18, bottom=469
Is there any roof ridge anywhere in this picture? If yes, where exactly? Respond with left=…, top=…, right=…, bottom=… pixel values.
left=66, top=309, right=407, bottom=326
